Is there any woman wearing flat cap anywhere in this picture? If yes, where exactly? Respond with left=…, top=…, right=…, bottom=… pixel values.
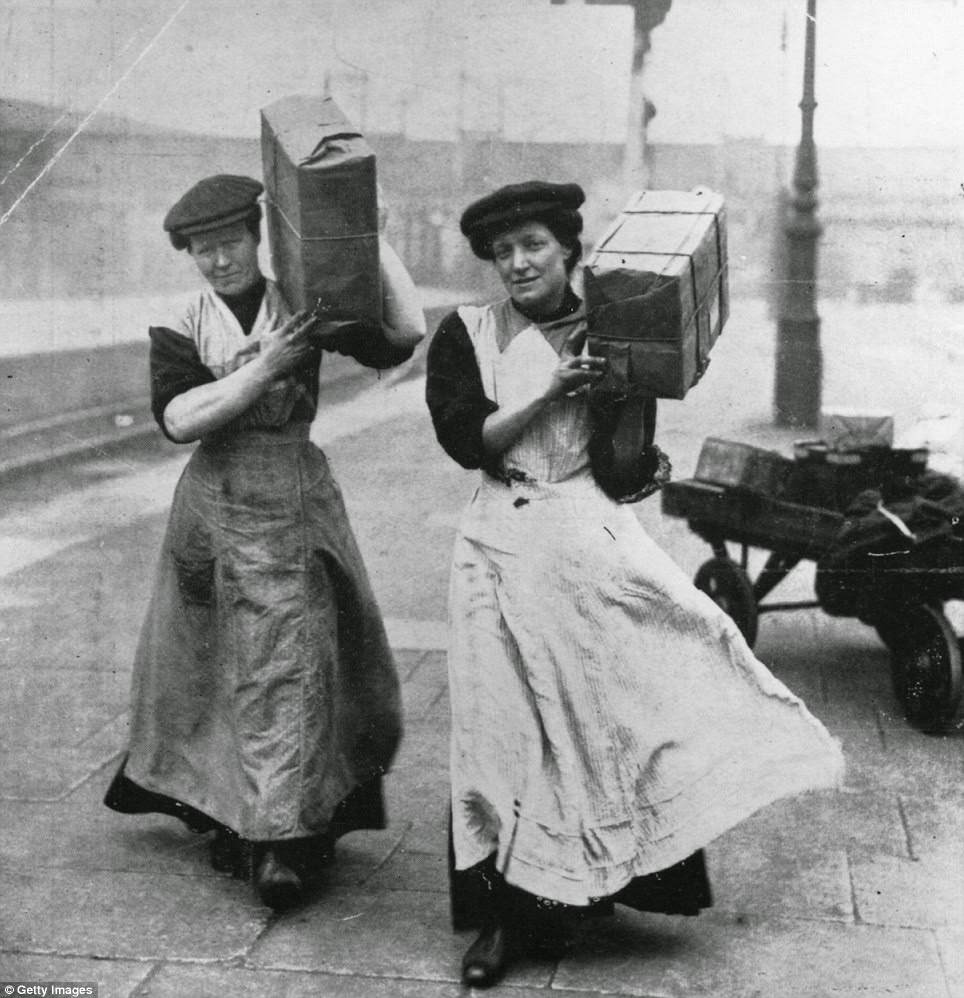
left=105, top=174, right=425, bottom=910
left=426, top=180, right=843, bottom=986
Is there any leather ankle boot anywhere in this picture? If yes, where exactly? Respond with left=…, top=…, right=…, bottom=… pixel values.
left=461, top=919, right=514, bottom=988
left=209, top=828, right=247, bottom=877
left=254, top=847, right=303, bottom=911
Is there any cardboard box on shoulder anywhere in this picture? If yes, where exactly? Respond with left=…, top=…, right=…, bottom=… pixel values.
left=261, top=95, right=380, bottom=324
left=584, top=188, right=728, bottom=400
left=694, top=437, right=792, bottom=496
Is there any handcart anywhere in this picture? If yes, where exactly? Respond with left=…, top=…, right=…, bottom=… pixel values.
left=661, top=442, right=964, bottom=733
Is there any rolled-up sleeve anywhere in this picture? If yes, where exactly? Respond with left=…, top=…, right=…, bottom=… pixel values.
left=323, top=320, right=414, bottom=370
left=425, top=311, right=498, bottom=470
left=148, top=326, right=216, bottom=441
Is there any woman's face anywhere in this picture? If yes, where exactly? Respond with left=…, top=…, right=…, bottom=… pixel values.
left=491, top=221, right=570, bottom=314
left=188, top=222, right=261, bottom=296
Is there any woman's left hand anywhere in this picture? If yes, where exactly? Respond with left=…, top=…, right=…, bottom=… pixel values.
left=543, top=327, right=607, bottom=401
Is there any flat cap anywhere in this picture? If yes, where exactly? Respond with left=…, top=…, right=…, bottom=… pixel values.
left=163, top=174, right=263, bottom=249
left=459, top=181, right=585, bottom=239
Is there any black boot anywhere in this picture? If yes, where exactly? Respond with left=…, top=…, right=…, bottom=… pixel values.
left=278, top=831, right=336, bottom=886
left=521, top=895, right=580, bottom=959
left=209, top=827, right=248, bottom=877
left=254, top=846, right=304, bottom=912
left=461, top=916, right=514, bottom=988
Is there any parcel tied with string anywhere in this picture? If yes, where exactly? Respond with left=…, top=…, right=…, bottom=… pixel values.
left=261, top=95, right=381, bottom=325
left=584, top=188, right=728, bottom=401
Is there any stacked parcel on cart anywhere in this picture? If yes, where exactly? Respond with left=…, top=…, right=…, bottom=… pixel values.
left=661, top=410, right=964, bottom=732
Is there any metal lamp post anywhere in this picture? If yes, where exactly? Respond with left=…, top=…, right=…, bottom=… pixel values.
left=775, top=0, right=822, bottom=428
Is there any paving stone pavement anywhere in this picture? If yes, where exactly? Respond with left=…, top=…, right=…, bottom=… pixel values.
left=2, top=637, right=961, bottom=997
left=2, top=297, right=963, bottom=996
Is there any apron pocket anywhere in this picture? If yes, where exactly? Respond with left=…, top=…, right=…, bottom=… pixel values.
left=171, top=553, right=216, bottom=606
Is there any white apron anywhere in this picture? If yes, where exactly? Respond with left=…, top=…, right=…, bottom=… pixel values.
left=447, top=300, right=844, bottom=906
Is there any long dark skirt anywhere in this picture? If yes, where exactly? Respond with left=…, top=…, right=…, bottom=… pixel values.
left=105, top=763, right=388, bottom=878
left=448, top=812, right=712, bottom=932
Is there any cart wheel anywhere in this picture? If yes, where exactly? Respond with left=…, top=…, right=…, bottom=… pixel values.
left=694, top=557, right=759, bottom=648
left=889, top=604, right=963, bottom=733
left=872, top=618, right=901, bottom=651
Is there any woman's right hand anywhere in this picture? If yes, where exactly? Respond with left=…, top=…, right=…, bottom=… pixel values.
left=161, top=309, right=320, bottom=443
left=259, top=310, right=319, bottom=378
left=542, top=327, right=607, bottom=401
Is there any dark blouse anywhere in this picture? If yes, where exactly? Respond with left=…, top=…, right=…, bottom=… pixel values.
left=425, top=309, right=499, bottom=471
left=220, top=275, right=267, bottom=336
left=149, top=286, right=414, bottom=439
left=425, top=289, right=586, bottom=471
left=148, top=327, right=218, bottom=432
left=425, top=295, right=660, bottom=501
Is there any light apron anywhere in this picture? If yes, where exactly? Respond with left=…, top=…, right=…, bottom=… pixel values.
left=448, top=300, right=844, bottom=906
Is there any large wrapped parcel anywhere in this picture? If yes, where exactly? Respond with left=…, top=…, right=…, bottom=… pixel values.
left=261, top=95, right=380, bottom=324
left=584, top=188, right=728, bottom=400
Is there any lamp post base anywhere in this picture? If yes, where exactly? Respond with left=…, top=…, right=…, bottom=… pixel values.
left=774, top=316, right=822, bottom=429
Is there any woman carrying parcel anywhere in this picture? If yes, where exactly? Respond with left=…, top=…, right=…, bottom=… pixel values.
left=105, top=174, right=425, bottom=910
left=425, top=180, right=844, bottom=987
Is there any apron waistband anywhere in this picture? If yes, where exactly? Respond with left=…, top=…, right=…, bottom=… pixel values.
left=200, top=421, right=313, bottom=452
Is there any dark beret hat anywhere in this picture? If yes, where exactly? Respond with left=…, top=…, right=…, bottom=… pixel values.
left=459, top=181, right=585, bottom=240
left=163, top=174, right=264, bottom=249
